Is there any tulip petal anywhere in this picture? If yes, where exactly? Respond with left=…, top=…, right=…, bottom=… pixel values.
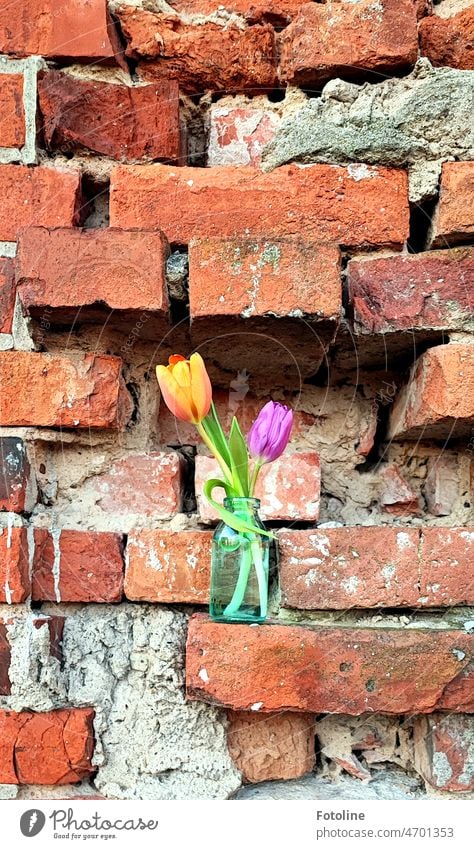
left=156, top=364, right=195, bottom=422
left=189, top=352, right=212, bottom=420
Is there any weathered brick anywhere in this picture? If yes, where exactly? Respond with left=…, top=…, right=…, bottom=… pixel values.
left=0, top=525, right=30, bottom=603
left=279, top=527, right=419, bottom=609
left=431, top=162, right=474, bottom=247
left=0, top=352, right=132, bottom=429
left=227, top=710, right=315, bottom=783
left=437, top=662, right=474, bottom=713
left=278, top=0, right=418, bottom=86
left=0, top=165, right=79, bottom=241
left=278, top=527, right=474, bottom=609
left=0, top=259, right=16, bottom=335
left=0, top=73, right=24, bottom=147
left=125, top=529, right=211, bottom=603
left=116, top=7, right=277, bottom=93
left=86, top=452, right=184, bottom=520
left=419, top=528, right=474, bottom=606
left=32, top=529, right=124, bottom=603
left=0, top=708, right=95, bottom=785
left=195, top=452, right=320, bottom=523
left=389, top=344, right=474, bottom=441
left=413, top=713, right=474, bottom=792
left=348, top=249, right=474, bottom=335
left=0, top=439, right=30, bottom=513
left=208, top=103, right=281, bottom=167
left=0, top=622, right=11, bottom=695
left=378, top=463, right=421, bottom=516
left=166, top=0, right=304, bottom=23
left=0, top=0, right=117, bottom=60
left=424, top=454, right=459, bottom=517
left=420, top=6, right=474, bottom=70
left=38, top=72, right=182, bottom=163
left=16, top=227, right=170, bottom=320
left=190, top=238, right=341, bottom=319
left=189, top=237, right=341, bottom=379
left=110, top=164, right=409, bottom=250
left=186, top=614, right=473, bottom=714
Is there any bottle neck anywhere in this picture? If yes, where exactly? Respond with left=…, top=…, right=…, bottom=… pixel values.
left=224, top=497, right=260, bottom=519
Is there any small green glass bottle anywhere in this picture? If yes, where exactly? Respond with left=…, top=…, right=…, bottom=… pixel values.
left=209, top=497, right=270, bottom=624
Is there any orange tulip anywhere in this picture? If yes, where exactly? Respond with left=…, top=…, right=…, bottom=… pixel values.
left=156, top=353, right=212, bottom=423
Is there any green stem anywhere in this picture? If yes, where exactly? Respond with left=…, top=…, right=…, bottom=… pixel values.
left=251, top=537, right=267, bottom=618
left=223, top=534, right=252, bottom=616
left=196, top=421, right=234, bottom=487
left=249, top=460, right=263, bottom=496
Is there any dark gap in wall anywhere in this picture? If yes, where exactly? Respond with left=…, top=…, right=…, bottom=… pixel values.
left=177, top=445, right=197, bottom=513
left=81, top=175, right=110, bottom=228
left=167, top=250, right=190, bottom=326
left=356, top=401, right=391, bottom=472
left=125, top=381, right=140, bottom=429
left=266, top=88, right=287, bottom=102
left=109, top=10, right=138, bottom=79
left=407, top=197, right=438, bottom=253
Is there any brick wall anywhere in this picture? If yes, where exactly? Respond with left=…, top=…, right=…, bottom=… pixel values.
left=0, top=0, right=473, bottom=800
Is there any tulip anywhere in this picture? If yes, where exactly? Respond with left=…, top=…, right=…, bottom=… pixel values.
left=156, top=353, right=212, bottom=424
left=248, top=401, right=293, bottom=464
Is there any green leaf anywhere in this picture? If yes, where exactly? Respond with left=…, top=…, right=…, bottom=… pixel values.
left=203, top=479, right=274, bottom=539
left=202, top=402, right=231, bottom=469
left=229, top=416, right=249, bottom=496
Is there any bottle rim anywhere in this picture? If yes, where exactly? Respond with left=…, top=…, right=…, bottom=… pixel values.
left=223, top=496, right=261, bottom=509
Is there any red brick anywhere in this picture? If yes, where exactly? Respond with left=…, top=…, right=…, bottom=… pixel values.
left=38, top=72, right=182, bottom=163
left=0, top=622, right=11, bottom=696
left=437, top=662, right=474, bottom=713
left=227, top=710, right=315, bottom=783
left=189, top=238, right=341, bottom=319
left=0, top=258, right=16, bottom=335
left=0, top=73, right=24, bottom=147
left=424, top=454, right=459, bottom=517
left=0, top=0, right=117, bottom=60
left=279, top=527, right=420, bottom=609
left=0, top=708, right=95, bottom=785
left=33, top=615, right=65, bottom=663
left=0, top=165, right=79, bottom=242
left=278, top=0, right=418, bottom=86
left=420, top=6, right=474, bottom=70
left=32, top=529, right=124, bottom=603
left=431, top=162, right=474, bottom=247
left=195, top=451, right=320, bottom=523
left=414, top=714, right=474, bottom=792
left=389, top=344, right=474, bottom=441
left=117, top=7, right=277, bottom=93
left=208, top=103, right=281, bottom=167
left=16, top=227, right=170, bottom=318
left=110, top=164, right=409, bottom=250
left=0, top=525, right=30, bottom=603
left=0, top=438, right=30, bottom=513
left=419, top=528, right=474, bottom=606
left=348, top=249, right=474, bottom=335
left=186, top=614, right=473, bottom=714
left=125, top=529, right=211, bottom=603
left=0, top=352, right=132, bottom=429
left=167, top=0, right=305, bottom=24
left=278, top=526, right=474, bottom=610
left=87, top=452, right=184, bottom=520
left=379, top=463, right=421, bottom=516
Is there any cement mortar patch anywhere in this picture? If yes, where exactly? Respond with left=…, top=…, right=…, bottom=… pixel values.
left=1, top=604, right=241, bottom=800
left=261, top=60, right=474, bottom=203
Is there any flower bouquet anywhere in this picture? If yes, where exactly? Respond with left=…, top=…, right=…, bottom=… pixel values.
left=156, top=353, right=293, bottom=623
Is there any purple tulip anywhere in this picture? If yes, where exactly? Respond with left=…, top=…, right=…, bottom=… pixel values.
left=248, top=401, right=293, bottom=464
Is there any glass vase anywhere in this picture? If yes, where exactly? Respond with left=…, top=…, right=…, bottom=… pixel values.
left=210, top=497, right=270, bottom=624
